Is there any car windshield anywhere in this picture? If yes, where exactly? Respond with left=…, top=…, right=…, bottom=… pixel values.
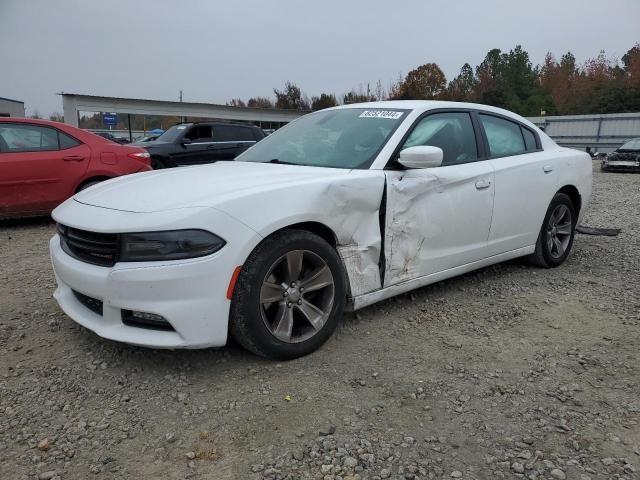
left=236, top=108, right=409, bottom=169
left=156, top=124, right=191, bottom=142
left=618, top=139, right=640, bottom=151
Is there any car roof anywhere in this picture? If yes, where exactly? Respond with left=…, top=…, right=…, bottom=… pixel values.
left=176, top=121, right=258, bottom=128
left=0, top=116, right=136, bottom=146
left=0, top=117, right=68, bottom=127
left=332, top=100, right=520, bottom=116
left=329, top=100, right=541, bottom=132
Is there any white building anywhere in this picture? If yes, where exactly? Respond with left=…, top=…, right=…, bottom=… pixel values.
left=0, top=97, right=25, bottom=117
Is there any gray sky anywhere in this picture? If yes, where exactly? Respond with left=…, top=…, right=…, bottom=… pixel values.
left=1, top=0, right=638, bottom=116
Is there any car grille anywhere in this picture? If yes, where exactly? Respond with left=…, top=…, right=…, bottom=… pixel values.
left=72, top=290, right=103, bottom=316
left=57, top=224, right=119, bottom=267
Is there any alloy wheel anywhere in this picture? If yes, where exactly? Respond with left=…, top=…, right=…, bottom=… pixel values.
left=546, top=204, right=572, bottom=259
left=259, top=250, right=335, bottom=343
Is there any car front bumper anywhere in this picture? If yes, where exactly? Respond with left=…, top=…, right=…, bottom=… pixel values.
left=51, top=236, right=235, bottom=348
left=601, top=159, right=640, bottom=171
left=49, top=201, right=263, bottom=349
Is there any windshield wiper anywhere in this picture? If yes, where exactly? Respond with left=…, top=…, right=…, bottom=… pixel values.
left=268, top=158, right=297, bottom=165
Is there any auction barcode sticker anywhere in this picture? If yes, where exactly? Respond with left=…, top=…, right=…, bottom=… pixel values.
left=359, top=110, right=404, bottom=119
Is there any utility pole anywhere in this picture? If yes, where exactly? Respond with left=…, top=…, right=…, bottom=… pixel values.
left=180, top=90, right=186, bottom=122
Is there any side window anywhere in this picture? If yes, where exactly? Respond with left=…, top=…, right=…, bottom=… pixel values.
left=233, top=126, right=256, bottom=141
left=521, top=127, right=538, bottom=151
left=0, top=124, right=59, bottom=152
left=401, top=112, right=478, bottom=166
left=211, top=126, right=236, bottom=142
left=185, top=125, right=212, bottom=142
left=480, top=114, right=526, bottom=157
left=59, top=131, right=81, bottom=149
left=254, top=128, right=266, bottom=140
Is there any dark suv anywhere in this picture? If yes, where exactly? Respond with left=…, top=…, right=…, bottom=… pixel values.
left=144, top=122, right=265, bottom=169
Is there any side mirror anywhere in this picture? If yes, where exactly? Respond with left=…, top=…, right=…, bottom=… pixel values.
left=398, top=146, right=443, bottom=169
left=181, top=138, right=192, bottom=146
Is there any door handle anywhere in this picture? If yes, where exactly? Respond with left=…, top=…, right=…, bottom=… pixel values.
left=475, top=179, right=491, bottom=190
left=543, top=165, right=553, bottom=173
left=63, top=155, right=85, bottom=162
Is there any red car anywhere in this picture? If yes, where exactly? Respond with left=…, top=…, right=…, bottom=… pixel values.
left=0, top=117, right=151, bottom=218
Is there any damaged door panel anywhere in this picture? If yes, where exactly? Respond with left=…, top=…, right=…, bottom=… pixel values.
left=382, top=163, right=495, bottom=287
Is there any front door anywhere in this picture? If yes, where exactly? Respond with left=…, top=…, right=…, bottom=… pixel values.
left=383, top=111, right=494, bottom=286
left=173, top=124, right=213, bottom=166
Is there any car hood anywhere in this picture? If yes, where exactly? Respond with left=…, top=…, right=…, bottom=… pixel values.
left=609, top=150, right=640, bottom=159
left=73, top=162, right=357, bottom=213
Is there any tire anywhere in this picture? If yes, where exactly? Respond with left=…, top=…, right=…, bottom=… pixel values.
left=151, top=157, right=167, bottom=170
left=526, top=193, right=576, bottom=268
left=230, top=229, right=346, bottom=360
left=77, top=180, right=103, bottom=192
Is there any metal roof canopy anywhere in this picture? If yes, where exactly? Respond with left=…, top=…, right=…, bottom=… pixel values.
left=59, top=93, right=304, bottom=127
left=528, top=112, right=640, bottom=152
left=0, top=96, right=24, bottom=104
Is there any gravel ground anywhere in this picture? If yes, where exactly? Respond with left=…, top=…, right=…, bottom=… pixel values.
left=1, top=164, right=638, bottom=480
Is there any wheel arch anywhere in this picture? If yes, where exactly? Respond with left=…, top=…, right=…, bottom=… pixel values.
left=74, top=175, right=113, bottom=193
left=279, top=221, right=338, bottom=247
left=240, top=221, right=355, bottom=298
left=557, top=184, right=581, bottom=216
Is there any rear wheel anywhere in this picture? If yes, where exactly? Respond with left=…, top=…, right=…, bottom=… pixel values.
left=527, top=193, right=576, bottom=268
left=230, top=229, right=346, bottom=359
left=77, top=180, right=103, bottom=192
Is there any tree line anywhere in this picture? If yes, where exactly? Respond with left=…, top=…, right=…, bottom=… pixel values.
left=227, top=43, right=640, bottom=116
left=42, top=42, right=640, bottom=126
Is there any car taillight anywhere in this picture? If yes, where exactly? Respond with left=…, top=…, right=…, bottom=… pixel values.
left=128, top=152, right=151, bottom=163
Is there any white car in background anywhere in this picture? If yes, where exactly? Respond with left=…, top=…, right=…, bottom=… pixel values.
left=50, top=101, right=592, bottom=359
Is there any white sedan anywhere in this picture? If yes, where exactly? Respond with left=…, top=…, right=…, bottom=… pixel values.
left=50, top=101, right=592, bottom=359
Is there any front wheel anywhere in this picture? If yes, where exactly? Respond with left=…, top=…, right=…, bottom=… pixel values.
left=526, top=193, right=576, bottom=268
left=230, top=229, right=346, bottom=359
left=151, top=157, right=167, bottom=170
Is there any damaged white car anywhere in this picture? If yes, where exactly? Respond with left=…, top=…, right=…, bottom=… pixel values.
left=50, top=101, right=592, bottom=359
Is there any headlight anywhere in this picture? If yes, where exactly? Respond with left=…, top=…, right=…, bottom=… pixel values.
left=120, top=229, right=225, bottom=262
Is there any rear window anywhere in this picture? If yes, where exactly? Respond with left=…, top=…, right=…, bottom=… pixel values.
left=521, top=127, right=538, bottom=151
left=212, top=126, right=255, bottom=142
left=59, top=131, right=81, bottom=149
left=232, top=126, right=256, bottom=141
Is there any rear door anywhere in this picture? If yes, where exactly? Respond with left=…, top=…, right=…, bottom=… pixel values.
left=383, top=110, right=495, bottom=286
left=0, top=123, right=90, bottom=216
left=232, top=126, right=259, bottom=156
left=208, top=125, right=256, bottom=161
left=478, top=113, right=557, bottom=255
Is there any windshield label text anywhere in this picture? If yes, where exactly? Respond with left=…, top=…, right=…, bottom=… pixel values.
left=359, top=110, right=404, bottom=120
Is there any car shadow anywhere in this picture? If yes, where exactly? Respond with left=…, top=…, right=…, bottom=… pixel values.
left=0, top=215, right=53, bottom=228
left=57, top=257, right=535, bottom=374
